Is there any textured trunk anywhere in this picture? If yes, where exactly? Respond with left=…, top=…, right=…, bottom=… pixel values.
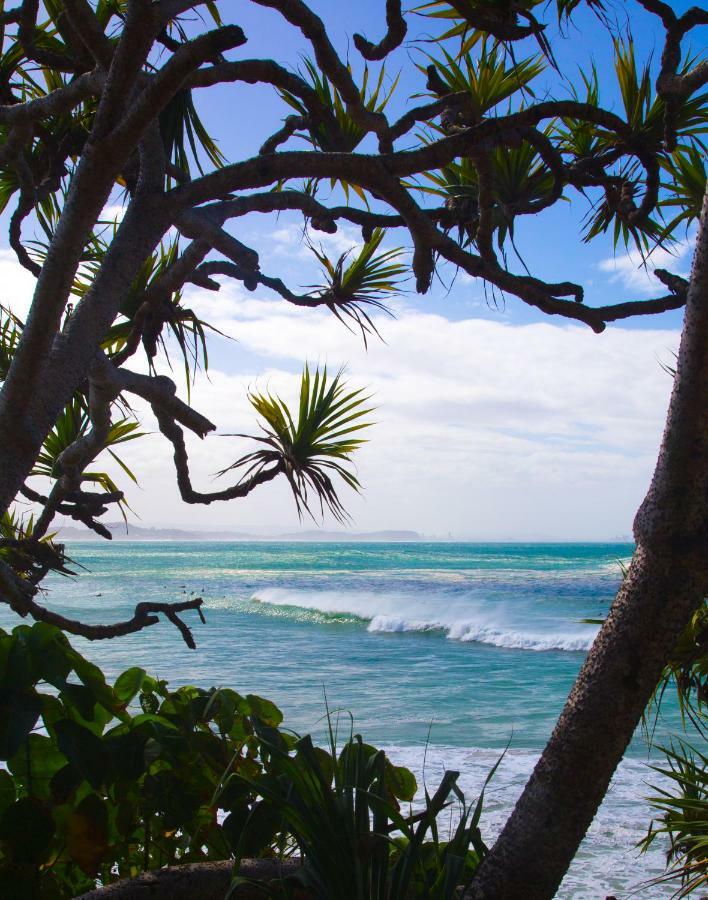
left=77, top=858, right=302, bottom=899
left=466, top=189, right=708, bottom=899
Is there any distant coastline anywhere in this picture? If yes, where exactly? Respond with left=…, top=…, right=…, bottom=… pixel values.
left=54, top=523, right=634, bottom=543
left=55, top=523, right=423, bottom=543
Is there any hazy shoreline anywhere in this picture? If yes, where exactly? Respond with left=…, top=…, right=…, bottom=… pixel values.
left=55, top=523, right=634, bottom=544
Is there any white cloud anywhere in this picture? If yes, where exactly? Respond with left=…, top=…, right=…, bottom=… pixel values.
left=89, top=292, right=680, bottom=539
left=0, top=247, right=679, bottom=540
left=0, top=249, right=37, bottom=319
left=270, top=221, right=365, bottom=262
left=100, top=203, right=127, bottom=223
left=597, top=235, right=695, bottom=295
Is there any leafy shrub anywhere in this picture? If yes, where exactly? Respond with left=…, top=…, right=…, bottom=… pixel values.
left=0, top=623, right=490, bottom=898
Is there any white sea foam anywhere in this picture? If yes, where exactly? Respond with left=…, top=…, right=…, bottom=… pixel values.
left=253, top=588, right=597, bottom=652
left=380, top=744, right=673, bottom=899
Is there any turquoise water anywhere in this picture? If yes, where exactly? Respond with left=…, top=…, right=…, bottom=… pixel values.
left=1, top=541, right=685, bottom=897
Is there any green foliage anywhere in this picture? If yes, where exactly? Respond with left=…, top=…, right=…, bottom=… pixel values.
left=0, top=305, right=22, bottom=382
left=640, top=597, right=707, bottom=895
left=32, top=207, right=218, bottom=387
left=0, top=623, right=492, bottom=898
left=646, top=601, right=707, bottom=733
left=0, top=508, right=72, bottom=582
left=659, top=146, right=707, bottom=237
left=414, top=130, right=556, bottom=249
left=225, top=364, right=374, bottom=523
left=308, top=228, right=406, bottom=336
left=612, top=41, right=707, bottom=147
left=228, top=717, right=493, bottom=900
left=418, top=42, right=543, bottom=118
left=280, top=57, right=397, bottom=155
left=0, top=621, right=284, bottom=896
left=640, top=741, right=708, bottom=897
left=279, top=58, right=398, bottom=202
left=159, top=88, right=226, bottom=179
left=32, top=395, right=140, bottom=483
left=564, top=40, right=707, bottom=253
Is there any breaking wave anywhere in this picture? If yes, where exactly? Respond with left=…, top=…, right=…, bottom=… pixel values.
left=252, top=588, right=596, bottom=652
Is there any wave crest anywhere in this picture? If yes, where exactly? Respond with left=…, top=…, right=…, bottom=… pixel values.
left=253, top=589, right=595, bottom=652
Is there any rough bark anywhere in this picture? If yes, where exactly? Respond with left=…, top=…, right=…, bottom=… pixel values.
left=466, top=186, right=708, bottom=898
left=77, top=858, right=302, bottom=900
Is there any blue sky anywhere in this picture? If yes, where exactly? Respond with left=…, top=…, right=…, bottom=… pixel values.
left=4, top=1, right=701, bottom=538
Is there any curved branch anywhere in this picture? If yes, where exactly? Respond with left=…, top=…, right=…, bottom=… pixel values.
left=0, top=558, right=205, bottom=647
left=0, top=69, right=104, bottom=124
left=251, top=0, right=392, bottom=145
left=353, top=0, right=407, bottom=61
left=169, top=100, right=641, bottom=209
left=153, top=405, right=284, bottom=504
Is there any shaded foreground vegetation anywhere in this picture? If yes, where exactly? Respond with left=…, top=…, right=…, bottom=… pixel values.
left=0, top=610, right=705, bottom=898
left=0, top=621, right=493, bottom=899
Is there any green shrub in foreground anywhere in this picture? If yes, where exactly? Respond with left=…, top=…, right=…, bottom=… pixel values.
left=0, top=623, right=486, bottom=898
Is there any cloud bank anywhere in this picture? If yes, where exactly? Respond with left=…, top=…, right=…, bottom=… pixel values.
left=1, top=250, right=680, bottom=539
left=95, top=286, right=679, bottom=539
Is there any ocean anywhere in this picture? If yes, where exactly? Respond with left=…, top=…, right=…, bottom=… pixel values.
left=3, top=541, right=686, bottom=898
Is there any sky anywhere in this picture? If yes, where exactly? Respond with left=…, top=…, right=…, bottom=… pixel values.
left=3, top=1, right=702, bottom=540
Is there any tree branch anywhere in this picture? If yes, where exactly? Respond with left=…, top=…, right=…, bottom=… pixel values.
left=353, top=0, right=407, bottom=61
left=153, top=405, right=284, bottom=505
left=0, top=557, right=206, bottom=647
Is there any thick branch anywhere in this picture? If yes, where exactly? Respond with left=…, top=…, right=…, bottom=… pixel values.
left=353, top=0, right=407, bottom=61
left=153, top=406, right=284, bottom=504
left=0, top=69, right=104, bottom=124
left=61, top=0, right=113, bottom=68
left=77, top=858, right=302, bottom=900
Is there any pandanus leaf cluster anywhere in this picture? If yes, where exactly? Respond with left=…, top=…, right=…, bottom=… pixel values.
left=279, top=57, right=398, bottom=202
left=32, top=394, right=141, bottom=502
left=640, top=741, right=708, bottom=898
left=418, top=42, right=544, bottom=119
left=308, top=228, right=406, bottom=341
left=280, top=57, right=398, bottom=154
left=225, top=364, right=374, bottom=523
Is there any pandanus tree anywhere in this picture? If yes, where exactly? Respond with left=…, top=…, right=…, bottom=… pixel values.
left=0, top=0, right=705, bottom=897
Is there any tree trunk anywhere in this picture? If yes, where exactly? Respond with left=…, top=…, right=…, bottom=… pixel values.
left=77, top=858, right=303, bottom=900
left=466, top=187, right=708, bottom=899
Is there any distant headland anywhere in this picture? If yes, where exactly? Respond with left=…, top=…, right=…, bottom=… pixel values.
left=55, top=523, right=422, bottom=543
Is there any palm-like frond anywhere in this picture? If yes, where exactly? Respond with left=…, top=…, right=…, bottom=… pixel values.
left=410, top=0, right=595, bottom=59
left=645, top=600, right=707, bottom=734
left=159, top=87, right=226, bottom=179
left=223, top=365, right=374, bottom=524
left=0, top=304, right=23, bottom=381
left=581, top=172, right=664, bottom=254
left=32, top=395, right=142, bottom=521
left=556, top=42, right=706, bottom=254
left=412, top=129, right=555, bottom=248
left=0, top=508, right=75, bottom=579
left=613, top=42, right=708, bottom=148
left=418, top=42, right=543, bottom=120
left=100, top=237, right=225, bottom=388
left=30, top=211, right=221, bottom=389
left=307, top=229, right=405, bottom=343
left=279, top=58, right=398, bottom=202
left=659, top=146, right=707, bottom=237
left=280, top=58, right=397, bottom=153
left=639, top=741, right=708, bottom=897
